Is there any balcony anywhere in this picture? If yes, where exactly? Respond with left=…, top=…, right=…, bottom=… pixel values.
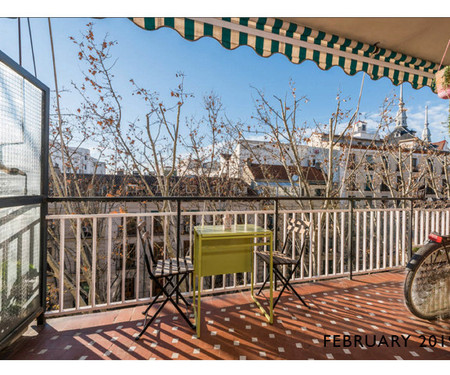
left=1, top=198, right=450, bottom=360
left=2, top=270, right=450, bottom=360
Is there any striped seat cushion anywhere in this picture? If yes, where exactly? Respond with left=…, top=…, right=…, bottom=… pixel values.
left=153, top=257, right=194, bottom=277
left=255, top=250, right=297, bottom=265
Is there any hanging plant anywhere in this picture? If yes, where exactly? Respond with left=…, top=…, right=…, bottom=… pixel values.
left=435, top=66, right=450, bottom=99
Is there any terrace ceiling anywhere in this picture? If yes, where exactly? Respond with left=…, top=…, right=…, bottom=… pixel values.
left=131, top=17, right=450, bottom=90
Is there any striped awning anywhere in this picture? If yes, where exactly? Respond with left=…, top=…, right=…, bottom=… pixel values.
left=131, top=17, right=440, bottom=90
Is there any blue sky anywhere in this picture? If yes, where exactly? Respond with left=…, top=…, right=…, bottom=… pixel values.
left=1, top=17, right=449, bottom=157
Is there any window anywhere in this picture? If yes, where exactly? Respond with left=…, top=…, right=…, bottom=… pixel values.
left=366, top=155, right=374, bottom=170
left=412, top=158, right=418, bottom=172
left=348, top=153, right=356, bottom=169
left=361, top=123, right=367, bottom=132
left=347, top=175, right=358, bottom=191
left=365, top=175, right=373, bottom=191
left=381, top=155, right=388, bottom=170
left=427, top=159, right=434, bottom=172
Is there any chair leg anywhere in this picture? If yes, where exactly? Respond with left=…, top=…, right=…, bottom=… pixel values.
left=142, top=285, right=165, bottom=316
left=273, top=268, right=310, bottom=309
left=165, top=274, right=196, bottom=330
left=286, top=282, right=309, bottom=308
left=165, top=275, right=191, bottom=307
left=136, top=275, right=195, bottom=340
left=136, top=294, right=171, bottom=340
left=272, top=268, right=289, bottom=309
left=272, top=265, right=310, bottom=309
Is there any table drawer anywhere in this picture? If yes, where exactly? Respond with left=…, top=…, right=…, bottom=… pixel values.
left=195, top=237, right=253, bottom=277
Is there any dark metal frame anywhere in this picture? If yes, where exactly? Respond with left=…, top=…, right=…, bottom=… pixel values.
left=0, top=49, right=49, bottom=351
left=135, top=218, right=195, bottom=340
left=256, top=217, right=311, bottom=309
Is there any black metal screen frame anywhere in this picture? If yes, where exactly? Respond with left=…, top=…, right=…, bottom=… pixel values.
left=0, top=49, right=49, bottom=351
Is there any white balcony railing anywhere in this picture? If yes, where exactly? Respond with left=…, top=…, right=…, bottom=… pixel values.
left=44, top=206, right=450, bottom=317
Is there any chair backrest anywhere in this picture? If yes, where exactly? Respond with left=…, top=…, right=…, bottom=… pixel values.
left=137, top=221, right=156, bottom=274
left=286, top=217, right=310, bottom=235
left=281, top=217, right=311, bottom=255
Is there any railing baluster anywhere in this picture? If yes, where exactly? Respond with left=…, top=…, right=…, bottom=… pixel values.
left=233, top=213, right=238, bottom=288
left=402, top=210, right=406, bottom=266
left=333, top=212, right=337, bottom=275
left=414, top=210, right=419, bottom=246
left=163, top=215, right=167, bottom=261
left=369, top=211, right=374, bottom=271
left=325, top=212, right=329, bottom=276
left=436, top=210, right=440, bottom=235
left=59, top=218, right=65, bottom=313
left=348, top=201, right=354, bottom=279
left=150, top=216, right=154, bottom=298
left=431, top=210, right=435, bottom=233
left=363, top=211, right=367, bottom=271
left=376, top=210, right=380, bottom=269
left=420, top=210, right=424, bottom=245
left=135, top=216, right=140, bottom=301
left=389, top=210, right=394, bottom=268
left=309, top=212, right=313, bottom=278
left=445, top=208, right=450, bottom=236
left=383, top=211, right=387, bottom=269
left=254, top=213, right=258, bottom=287
left=355, top=211, right=360, bottom=272
left=76, top=218, right=81, bottom=310
left=122, top=216, right=126, bottom=303
left=92, top=217, right=97, bottom=308
left=317, top=212, right=322, bottom=276
left=107, top=217, right=112, bottom=306
left=340, top=211, right=345, bottom=274
left=396, top=210, right=400, bottom=266
left=264, top=213, right=268, bottom=283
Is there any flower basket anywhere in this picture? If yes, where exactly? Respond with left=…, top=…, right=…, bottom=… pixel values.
left=435, top=66, right=450, bottom=99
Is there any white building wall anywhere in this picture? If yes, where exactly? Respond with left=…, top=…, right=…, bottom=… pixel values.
left=52, top=147, right=106, bottom=175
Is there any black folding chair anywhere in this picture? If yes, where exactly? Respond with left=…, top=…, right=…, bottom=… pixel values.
left=255, top=217, right=311, bottom=309
left=135, top=221, right=195, bottom=340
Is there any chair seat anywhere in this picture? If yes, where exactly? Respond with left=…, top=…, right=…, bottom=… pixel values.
left=153, top=257, right=194, bottom=277
left=255, top=249, right=297, bottom=265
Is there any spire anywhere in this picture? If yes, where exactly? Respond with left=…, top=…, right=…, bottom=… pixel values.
left=395, top=84, right=408, bottom=129
left=422, top=105, right=431, bottom=142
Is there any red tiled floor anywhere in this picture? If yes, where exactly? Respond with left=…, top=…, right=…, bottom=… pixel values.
left=1, top=270, right=449, bottom=360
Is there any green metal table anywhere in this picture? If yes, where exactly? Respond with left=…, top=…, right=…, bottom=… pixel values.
left=193, top=224, right=273, bottom=337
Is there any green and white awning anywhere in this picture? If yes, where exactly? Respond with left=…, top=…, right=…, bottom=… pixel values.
left=131, top=17, right=440, bottom=90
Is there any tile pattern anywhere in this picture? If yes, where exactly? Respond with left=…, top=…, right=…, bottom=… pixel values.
left=1, top=270, right=449, bottom=360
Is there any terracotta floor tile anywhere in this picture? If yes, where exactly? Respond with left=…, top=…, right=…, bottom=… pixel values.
left=1, top=270, right=449, bottom=360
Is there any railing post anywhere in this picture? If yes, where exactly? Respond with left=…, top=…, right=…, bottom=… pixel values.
left=176, top=198, right=181, bottom=303
left=274, top=199, right=279, bottom=253
left=348, top=199, right=354, bottom=280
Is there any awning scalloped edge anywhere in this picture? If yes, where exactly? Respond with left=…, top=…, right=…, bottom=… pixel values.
left=130, top=17, right=438, bottom=91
